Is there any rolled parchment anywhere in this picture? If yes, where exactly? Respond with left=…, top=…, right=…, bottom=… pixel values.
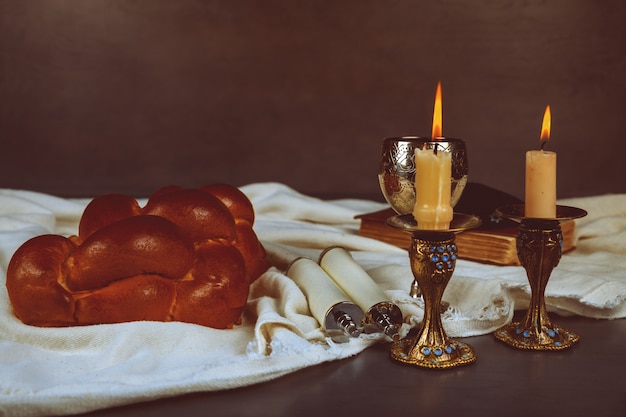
left=286, top=257, right=364, bottom=342
left=319, top=246, right=402, bottom=340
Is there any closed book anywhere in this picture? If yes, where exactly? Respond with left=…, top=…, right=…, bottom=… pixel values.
left=357, top=183, right=576, bottom=265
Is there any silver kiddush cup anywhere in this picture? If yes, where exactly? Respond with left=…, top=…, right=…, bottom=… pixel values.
left=378, top=136, right=469, bottom=216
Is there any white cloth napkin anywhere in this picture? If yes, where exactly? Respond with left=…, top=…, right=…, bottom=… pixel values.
left=1, top=183, right=625, bottom=417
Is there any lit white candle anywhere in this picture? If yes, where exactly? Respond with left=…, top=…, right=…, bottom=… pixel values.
left=412, top=81, right=453, bottom=229
left=413, top=147, right=453, bottom=229
left=525, top=106, right=556, bottom=218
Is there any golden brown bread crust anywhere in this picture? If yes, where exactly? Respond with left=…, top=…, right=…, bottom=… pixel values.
left=143, top=188, right=237, bottom=242
left=6, top=184, right=269, bottom=328
left=6, top=234, right=76, bottom=327
left=175, top=242, right=249, bottom=328
left=78, top=193, right=142, bottom=239
left=68, top=215, right=197, bottom=292
left=200, top=184, right=255, bottom=224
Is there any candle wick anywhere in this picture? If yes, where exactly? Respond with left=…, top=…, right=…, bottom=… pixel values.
left=540, top=140, right=547, bottom=151
left=433, top=143, right=438, bottom=155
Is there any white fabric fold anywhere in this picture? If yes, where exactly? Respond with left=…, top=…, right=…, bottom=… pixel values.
left=0, top=183, right=625, bottom=417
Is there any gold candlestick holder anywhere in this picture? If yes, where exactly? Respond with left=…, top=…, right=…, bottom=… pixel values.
left=379, top=136, right=468, bottom=298
left=493, top=204, right=587, bottom=350
left=386, top=213, right=481, bottom=369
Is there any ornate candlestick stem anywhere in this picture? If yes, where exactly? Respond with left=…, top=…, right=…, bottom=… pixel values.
left=406, top=232, right=461, bottom=354
left=494, top=205, right=587, bottom=350
left=387, top=213, right=480, bottom=369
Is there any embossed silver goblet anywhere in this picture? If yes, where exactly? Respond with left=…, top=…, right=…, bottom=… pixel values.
left=379, top=136, right=468, bottom=216
left=378, top=136, right=469, bottom=297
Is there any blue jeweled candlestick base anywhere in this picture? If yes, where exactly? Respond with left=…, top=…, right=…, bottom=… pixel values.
left=387, top=213, right=480, bottom=368
left=493, top=205, right=587, bottom=351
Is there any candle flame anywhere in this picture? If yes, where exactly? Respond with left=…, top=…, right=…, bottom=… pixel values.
left=431, top=81, right=443, bottom=140
left=540, top=105, right=551, bottom=145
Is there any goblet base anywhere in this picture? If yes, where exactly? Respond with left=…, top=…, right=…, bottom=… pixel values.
left=390, top=336, right=476, bottom=369
left=494, top=322, right=579, bottom=351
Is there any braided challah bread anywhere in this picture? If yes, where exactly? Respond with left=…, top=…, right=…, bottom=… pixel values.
left=6, top=184, right=269, bottom=329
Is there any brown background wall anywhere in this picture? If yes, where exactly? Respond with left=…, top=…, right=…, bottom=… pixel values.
left=1, top=0, right=625, bottom=200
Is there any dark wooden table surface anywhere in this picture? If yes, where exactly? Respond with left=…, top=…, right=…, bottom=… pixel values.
left=77, top=312, right=626, bottom=417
